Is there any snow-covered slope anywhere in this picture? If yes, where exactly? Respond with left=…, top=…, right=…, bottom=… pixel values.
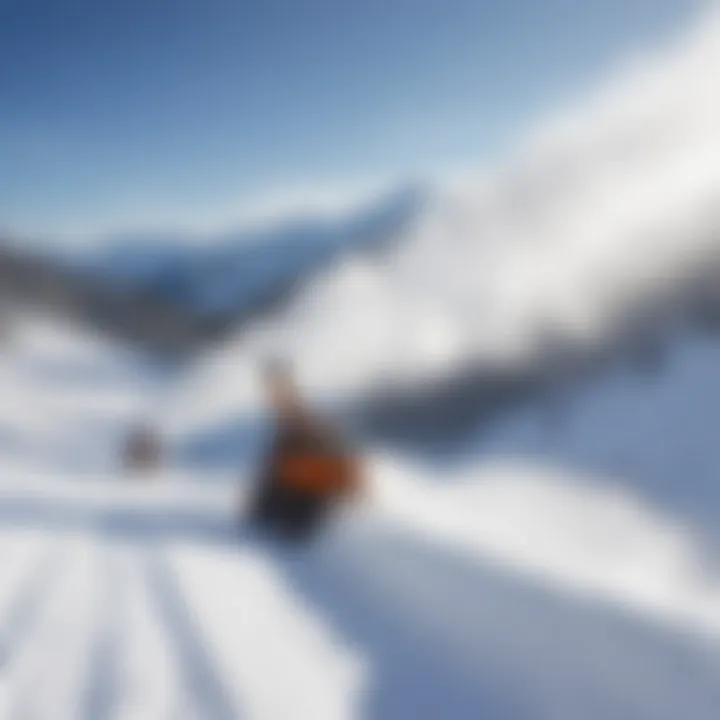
left=0, top=301, right=717, bottom=718
left=469, top=324, right=720, bottom=538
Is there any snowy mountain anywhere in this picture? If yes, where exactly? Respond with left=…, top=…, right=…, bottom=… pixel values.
left=211, top=8, right=720, bottom=415
left=16, top=7, right=720, bottom=363
left=73, top=186, right=425, bottom=324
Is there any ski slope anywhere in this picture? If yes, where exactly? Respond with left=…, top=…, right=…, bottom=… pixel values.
left=0, top=310, right=716, bottom=720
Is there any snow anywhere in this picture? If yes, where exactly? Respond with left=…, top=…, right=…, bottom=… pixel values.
left=167, top=544, right=366, bottom=720
left=371, top=457, right=720, bottom=639
left=2, top=7, right=720, bottom=718
left=0, top=293, right=714, bottom=720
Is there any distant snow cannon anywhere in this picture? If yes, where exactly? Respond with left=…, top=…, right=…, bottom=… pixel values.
left=122, top=423, right=163, bottom=474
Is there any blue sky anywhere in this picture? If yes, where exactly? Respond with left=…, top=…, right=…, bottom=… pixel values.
left=0, top=0, right=699, bottom=241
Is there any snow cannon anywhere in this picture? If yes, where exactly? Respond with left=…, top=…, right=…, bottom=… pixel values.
left=122, top=424, right=162, bottom=475
left=248, top=426, right=363, bottom=543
